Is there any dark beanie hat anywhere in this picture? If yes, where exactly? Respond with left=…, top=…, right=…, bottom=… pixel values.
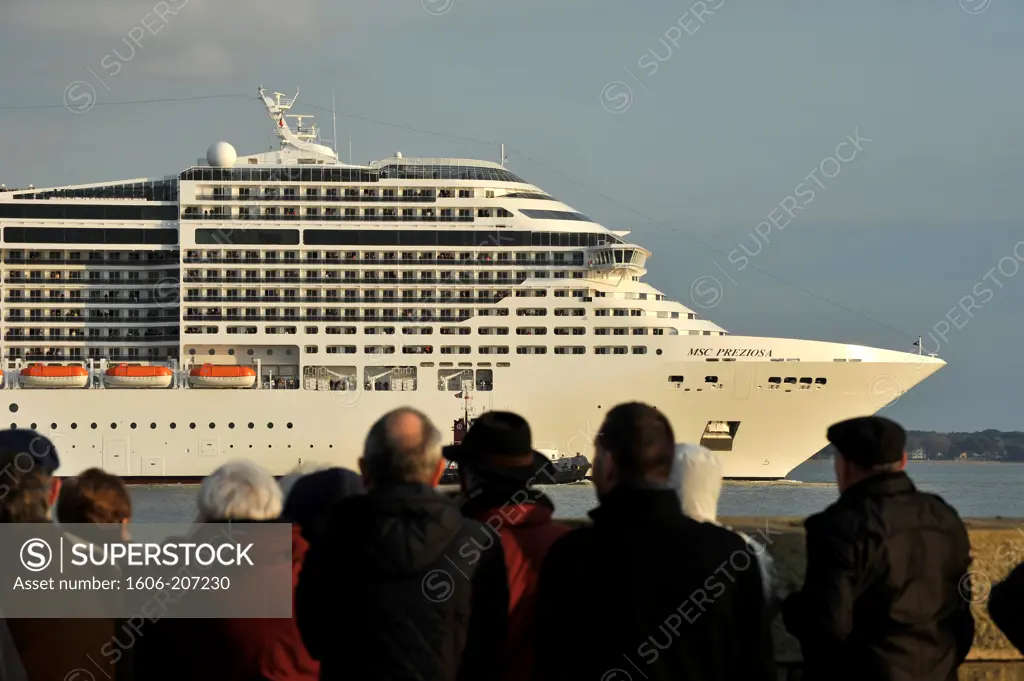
left=827, top=416, right=906, bottom=468
left=0, top=429, right=60, bottom=474
left=283, top=468, right=364, bottom=542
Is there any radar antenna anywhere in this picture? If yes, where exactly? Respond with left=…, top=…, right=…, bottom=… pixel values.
left=257, top=85, right=339, bottom=163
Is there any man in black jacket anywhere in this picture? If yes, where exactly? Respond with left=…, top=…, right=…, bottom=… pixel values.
left=783, top=415, right=975, bottom=681
left=296, top=407, right=508, bottom=681
left=534, top=402, right=775, bottom=681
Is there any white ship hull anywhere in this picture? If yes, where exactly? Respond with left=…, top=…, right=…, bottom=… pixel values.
left=1, top=339, right=943, bottom=479
left=0, top=84, right=945, bottom=481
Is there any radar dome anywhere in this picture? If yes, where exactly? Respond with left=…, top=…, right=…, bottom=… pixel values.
left=206, top=141, right=237, bottom=168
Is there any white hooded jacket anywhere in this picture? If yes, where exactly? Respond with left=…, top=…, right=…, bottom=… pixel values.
left=669, top=443, right=779, bottom=607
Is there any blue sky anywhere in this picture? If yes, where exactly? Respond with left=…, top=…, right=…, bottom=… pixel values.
left=0, top=0, right=1020, bottom=432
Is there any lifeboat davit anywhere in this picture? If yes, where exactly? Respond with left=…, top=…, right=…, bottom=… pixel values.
left=103, top=364, right=173, bottom=389
left=19, top=364, right=89, bottom=389
left=188, top=364, right=256, bottom=389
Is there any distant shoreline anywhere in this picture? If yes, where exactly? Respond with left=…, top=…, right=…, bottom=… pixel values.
left=811, top=458, right=1023, bottom=465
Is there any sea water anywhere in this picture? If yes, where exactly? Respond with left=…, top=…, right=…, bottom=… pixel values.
left=126, top=460, right=1024, bottom=522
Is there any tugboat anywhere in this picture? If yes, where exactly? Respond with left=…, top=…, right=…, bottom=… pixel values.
left=441, top=394, right=591, bottom=485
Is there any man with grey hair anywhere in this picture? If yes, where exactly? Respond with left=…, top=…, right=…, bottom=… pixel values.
left=297, top=407, right=508, bottom=681
left=195, top=459, right=283, bottom=522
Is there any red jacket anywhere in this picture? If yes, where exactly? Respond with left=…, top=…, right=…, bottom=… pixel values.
left=466, top=498, right=570, bottom=681
left=136, top=523, right=319, bottom=681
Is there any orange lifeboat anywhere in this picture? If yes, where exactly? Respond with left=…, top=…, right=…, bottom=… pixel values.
left=103, top=364, right=173, bottom=389
left=187, top=363, right=256, bottom=389
left=19, top=364, right=89, bottom=389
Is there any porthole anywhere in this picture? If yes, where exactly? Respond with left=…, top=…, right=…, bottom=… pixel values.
left=189, top=423, right=196, bottom=429
left=248, top=422, right=254, bottom=429
left=50, top=423, right=56, bottom=430
left=285, top=349, right=292, bottom=356
left=656, top=349, right=663, bottom=355
left=8, top=404, right=17, bottom=413
left=309, top=444, right=313, bottom=448
left=266, top=349, right=274, bottom=356
left=208, top=349, right=215, bottom=355
left=71, top=423, right=78, bottom=430
left=247, top=349, right=254, bottom=356
left=170, top=423, right=176, bottom=429
left=228, top=422, right=235, bottom=429
left=30, top=423, right=37, bottom=430
left=286, top=422, right=293, bottom=429
left=110, top=423, right=117, bottom=429
left=267, top=423, right=274, bottom=429
left=9, top=424, right=16, bottom=430
left=150, top=423, right=157, bottom=429
left=209, top=423, right=215, bottom=429
left=188, top=349, right=196, bottom=355
left=228, top=349, right=235, bottom=356
left=131, top=423, right=137, bottom=429
left=248, top=444, right=253, bottom=448
left=91, top=423, right=97, bottom=430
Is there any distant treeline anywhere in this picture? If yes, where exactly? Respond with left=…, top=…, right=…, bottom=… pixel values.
left=812, top=430, right=1024, bottom=461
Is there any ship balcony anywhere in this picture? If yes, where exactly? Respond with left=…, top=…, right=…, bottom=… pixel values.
left=4, top=316, right=179, bottom=325
left=192, top=275, right=531, bottom=286
left=584, top=245, right=649, bottom=274
left=183, top=295, right=506, bottom=305
left=3, top=276, right=177, bottom=286
left=192, top=194, right=437, bottom=203
left=181, top=257, right=582, bottom=267
left=4, top=256, right=179, bottom=266
left=4, top=333, right=180, bottom=343
left=4, top=297, right=176, bottom=305
left=181, top=213, right=475, bottom=223
left=16, top=353, right=175, bottom=363
left=184, top=313, right=473, bottom=323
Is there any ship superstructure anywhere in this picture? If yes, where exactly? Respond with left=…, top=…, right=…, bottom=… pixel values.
left=0, top=86, right=944, bottom=479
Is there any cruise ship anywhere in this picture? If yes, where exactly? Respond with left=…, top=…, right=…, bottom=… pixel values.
left=0, top=86, right=944, bottom=479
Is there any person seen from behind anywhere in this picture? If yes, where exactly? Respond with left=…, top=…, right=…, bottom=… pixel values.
left=135, top=460, right=318, bottom=681
left=782, top=415, right=975, bottom=681
left=669, top=443, right=780, bottom=609
left=296, top=407, right=508, bottom=681
left=446, top=411, right=570, bottom=681
left=0, top=431, right=118, bottom=681
left=57, top=467, right=132, bottom=543
left=534, top=402, right=775, bottom=681
left=281, top=465, right=363, bottom=544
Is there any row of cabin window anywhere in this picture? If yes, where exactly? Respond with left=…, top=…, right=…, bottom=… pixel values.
left=184, top=207, right=513, bottom=218
left=6, top=419, right=295, bottom=431
left=300, top=346, right=654, bottom=355
left=5, top=348, right=174, bottom=360
left=185, top=326, right=688, bottom=337
left=186, top=326, right=682, bottom=335
left=768, top=377, right=827, bottom=385
left=207, top=186, right=482, bottom=198
left=181, top=308, right=656, bottom=317
left=668, top=375, right=829, bottom=385
left=189, top=228, right=621, bottom=248
left=184, top=251, right=588, bottom=264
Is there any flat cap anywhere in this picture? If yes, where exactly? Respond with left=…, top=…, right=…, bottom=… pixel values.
left=827, top=416, right=905, bottom=468
left=0, top=429, right=60, bottom=474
